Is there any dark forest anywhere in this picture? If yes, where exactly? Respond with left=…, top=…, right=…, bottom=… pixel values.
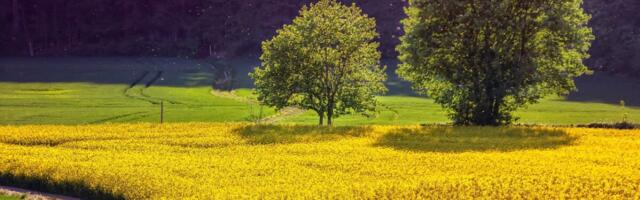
left=1, top=0, right=639, bottom=76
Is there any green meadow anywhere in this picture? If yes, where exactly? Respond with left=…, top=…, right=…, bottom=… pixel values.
left=1, top=57, right=639, bottom=126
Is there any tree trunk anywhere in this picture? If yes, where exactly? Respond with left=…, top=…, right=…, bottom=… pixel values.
left=27, top=41, right=34, bottom=57
left=11, top=0, right=19, bottom=35
left=52, top=2, right=59, bottom=50
left=318, top=111, right=324, bottom=126
left=22, top=20, right=35, bottom=57
left=17, top=1, right=34, bottom=57
left=327, top=103, right=334, bottom=126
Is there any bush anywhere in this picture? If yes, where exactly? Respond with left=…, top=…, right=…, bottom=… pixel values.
left=577, top=122, right=637, bottom=130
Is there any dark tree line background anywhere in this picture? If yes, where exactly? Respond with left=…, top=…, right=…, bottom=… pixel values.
left=0, top=0, right=404, bottom=58
left=583, top=0, right=640, bottom=77
left=1, top=0, right=639, bottom=77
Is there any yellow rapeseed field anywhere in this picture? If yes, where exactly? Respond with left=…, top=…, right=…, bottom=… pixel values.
left=0, top=123, right=639, bottom=199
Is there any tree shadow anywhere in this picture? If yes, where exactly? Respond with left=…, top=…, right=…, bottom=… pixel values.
left=566, top=73, right=640, bottom=106
left=374, top=126, right=577, bottom=153
left=0, top=57, right=218, bottom=87
left=383, top=60, right=419, bottom=96
left=232, top=125, right=373, bottom=145
left=0, top=172, right=125, bottom=200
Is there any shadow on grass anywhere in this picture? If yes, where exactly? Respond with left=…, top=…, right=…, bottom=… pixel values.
left=375, top=126, right=577, bottom=153
left=232, top=125, right=373, bottom=145
left=566, top=73, right=640, bottom=106
left=0, top=172, right=125, bottom=200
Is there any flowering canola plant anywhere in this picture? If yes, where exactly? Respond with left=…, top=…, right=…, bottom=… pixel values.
left=0, top=123, right=639, bottom=199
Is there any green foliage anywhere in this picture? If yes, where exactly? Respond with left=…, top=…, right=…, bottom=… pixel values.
left=397, top=0, right=594, bottom=125
left=621, top=100, right=629, bottom=122
left=251, top=0, right=387, bottom=126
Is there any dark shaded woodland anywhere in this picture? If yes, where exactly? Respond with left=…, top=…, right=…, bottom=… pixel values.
left=1, top=0, right=638, bottom=77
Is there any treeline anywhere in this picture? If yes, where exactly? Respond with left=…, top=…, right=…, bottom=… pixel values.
left=1, top=0, right=639, bottom=77
left=0, top=0, right=405, bottom=58
left=583, top=0, right=640, bottom=77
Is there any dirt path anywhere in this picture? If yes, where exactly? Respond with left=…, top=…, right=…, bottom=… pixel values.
left=259, top=106, right=307, bottom=124
left=209, top=90, right=256, bottom=104
left=0, top=186, right=80, bottom=200
left=209, top=90, right=306, bottom=123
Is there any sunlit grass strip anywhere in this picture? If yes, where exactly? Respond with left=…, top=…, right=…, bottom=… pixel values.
left=0, top=123, right=639, bottom=199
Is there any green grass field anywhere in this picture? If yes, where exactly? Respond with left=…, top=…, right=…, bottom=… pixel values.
left=1, top=57, right=639, bottom=126
left=281, top=95, right=640, bottom=125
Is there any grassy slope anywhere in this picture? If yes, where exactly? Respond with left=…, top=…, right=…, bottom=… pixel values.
left=1, top=57, right=639, bottom=125
left=4, top=82, right=637, bottom=125
left=0, top=58, right=275, bottom=125
left=0, top=124, right=638, bottom=199
left=0, top=83, right=276, bottom=124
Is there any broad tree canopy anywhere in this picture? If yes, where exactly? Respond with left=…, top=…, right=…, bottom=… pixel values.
left=397, top=0, right=594, bottom=125
left=251, top=0, right=387, bottom=126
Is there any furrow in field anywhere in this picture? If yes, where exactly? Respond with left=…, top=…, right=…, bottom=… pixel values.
left=89, top=111, right=151, bottom=124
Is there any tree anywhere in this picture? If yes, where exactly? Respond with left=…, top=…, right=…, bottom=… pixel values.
left=250, top=0, right=387, bottom=126
left=397, top=0, right=594, bottom=125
